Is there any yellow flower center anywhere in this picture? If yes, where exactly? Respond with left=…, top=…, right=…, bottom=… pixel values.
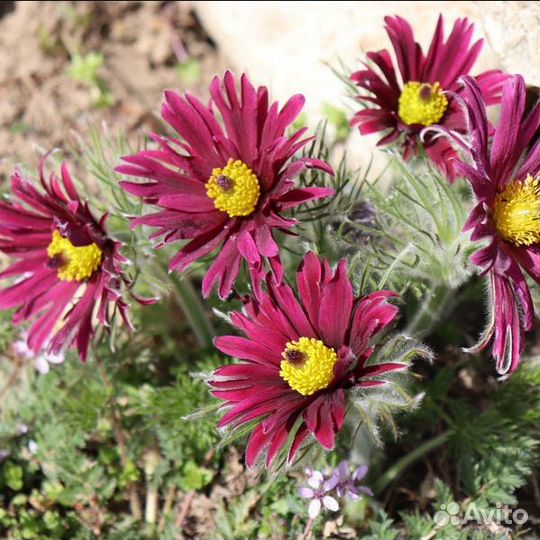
left=279, top=337, right=338, bottom=396
left=205, top=158, right=260, bottom=217
left=398, top=81, right=448, bottom=126
left=493, top=175, right=540, bottom=246
left=47, top=230, right=103, bottom=282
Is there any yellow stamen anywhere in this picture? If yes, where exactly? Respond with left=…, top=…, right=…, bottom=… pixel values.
left=206, top=158, right=260, bottom=217
left=47, top=230, right=103, bottom=282
left=398, top=81, right=448, bottom=126
left=279, top=337, right=337, bottom=396
left=493, top=175, right=540, bottom=246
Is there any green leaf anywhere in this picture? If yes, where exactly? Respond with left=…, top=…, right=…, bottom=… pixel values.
left=67, top=52, right=104, bottom=84
left=3, top=461, right=24, bottom=491
left=322, top=103, right=350, bottom=140
left=177, top=460, right=214, bottom=491
left=177, top=58, right=201, bottom=85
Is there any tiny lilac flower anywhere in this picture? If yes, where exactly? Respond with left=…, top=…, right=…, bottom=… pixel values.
left=33, top=351, right=65, bottom=374
left=299, top=468, right=340, bottom=519
left=28, top=440, right=38, bottom=454
left=324, top=460, right=373, bottom=499
left=0, top=450, right=10, bottom=462
left=13, top=334, right=65, bottom=374
left=13, top=337, right=34, bottom=360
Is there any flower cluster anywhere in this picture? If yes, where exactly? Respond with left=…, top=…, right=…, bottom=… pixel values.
left=350, top=14, right=538, bottom=375
left=299, top=461, right=372, bottom=518
left=0, top=11, right=537, bottom=473
left=13, top=332, right=65, bottom=374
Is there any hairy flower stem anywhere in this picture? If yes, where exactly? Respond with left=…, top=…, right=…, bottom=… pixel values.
left=404, top=285, right=454, bottom=337
left=167, top=271, right=215, bottom=349
left=94, top=353, right=143, bottom=520
left=144, top=447, right=161, bottom=524
left=301, top=517, right=315, bottom=540
left=146, top=487, right=158, bottom=525
left=373, top=431, right=451, bottom=495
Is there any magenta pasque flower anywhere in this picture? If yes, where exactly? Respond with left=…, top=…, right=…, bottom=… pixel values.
left=350, top=15, right=507, bottom=180
left=0, top=158, right=137, bottom=361
left=116, top=71, right=334, bottom=300
left=453, top=75, right=539, bottom=373
left=210, top=252, right=406, bottom=467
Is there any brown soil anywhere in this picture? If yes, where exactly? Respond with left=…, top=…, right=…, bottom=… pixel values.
left=0, top=1, right=226, bottom=183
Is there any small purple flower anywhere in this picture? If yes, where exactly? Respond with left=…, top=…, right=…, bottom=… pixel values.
left=324, top=460, right=373, bottom=499
left=13, top=333, right=65, bottom=374
left=33, top=351, right=64, bottom=374
left=13, top=337, right=34, bottom=360
left=299, top=469, right=340, bottom=519
left=0, top=450, right=10, bottom=462
left=299, top=462, right=374, bottom=520
left=28, top=440, right=39, bottom=454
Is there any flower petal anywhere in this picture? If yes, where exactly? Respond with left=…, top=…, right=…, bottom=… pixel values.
left=323, top=496, right=339, bottom=512
left=308, top=498, right=322, bottom=519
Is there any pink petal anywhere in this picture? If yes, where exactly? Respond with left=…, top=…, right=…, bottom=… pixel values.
left=245, top=424, right=269, bottom=467
left=319, top=259, right=353, bottom=349
left=278, top=187, right=334, bottom=211
left=299, top=487, right=314, bottom=499
left=214, top=336, right=280, bottom=365
left=308, top=498, right=321, bottom=519
left=323, top=496, right=339, bottom=512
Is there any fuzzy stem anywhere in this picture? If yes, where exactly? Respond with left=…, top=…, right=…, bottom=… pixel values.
left=301, top=517, right=315, bottom=540
left=373, top=431, right=451, bottom=495
left=94, top=353, right=143, bottom=520
left=405, top=285, right=454, bottom=337
left=144, top=447, right=161, bottom=524
left=146, top=488, right=158, bottom=525
left=168, top=272, right=215, bottom=349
